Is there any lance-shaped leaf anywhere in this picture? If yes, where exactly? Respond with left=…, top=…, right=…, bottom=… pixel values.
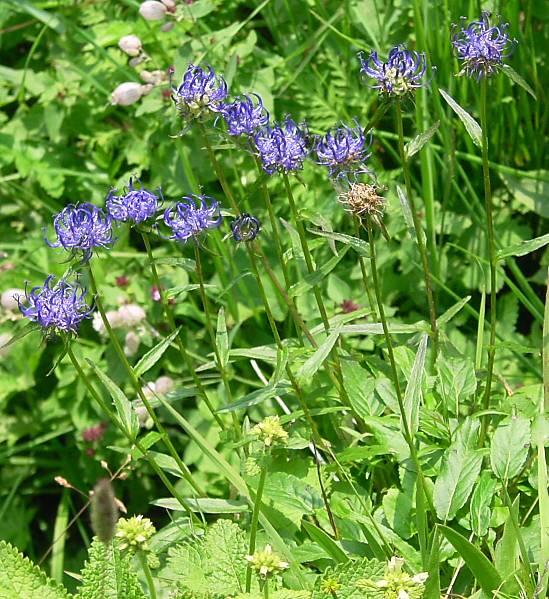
left=439, top=88, right=482, bottom=147
left=403, top=334, right=428, bottom=435
left=134, top=327, right=181, bottom=377
left=405, top=120, right=440, bottom=159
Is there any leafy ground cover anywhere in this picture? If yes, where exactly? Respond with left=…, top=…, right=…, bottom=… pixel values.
left=0, top=0, right=548, bottom=597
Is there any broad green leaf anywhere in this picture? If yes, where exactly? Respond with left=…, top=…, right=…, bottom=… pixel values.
left=311, top=557, right=385, bottom=599
left=341, top=360, right=383, bottom=418
left=403, top=335, right=428, bottom=435
left=490, top=415, right=531, bottom=481
left=216, top=307, right=229, bottom=369
left=296, top=327, right=341, bottom=384
left=494, top=497, right=521, bottom=584
left=133, top=327, right=181, bottom=378
left=302, top=521, right=348, bottom=564
left=502, top=65, right=537, bottom=100
left=469, top=471, right=497, bottom=537
left=437, top=353, right=477, bottom=413
left=439, top=88, right=482, bottom=147
left=439, top=525, right=502, bottom=595
left=87, top=360, right=139, bottom=440
left=499, top=171, right=549, bottom=218
left=382, top=488, right=413, bottom=539
left=497, top=231, right=549, bottom=260
left=289, top=246, right=349, bottom=298
left=405, top=121, right=440, bottom=159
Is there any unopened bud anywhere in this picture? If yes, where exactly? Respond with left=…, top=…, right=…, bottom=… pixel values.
left=160, top=21, right=175, bottom=32
left=124, top=330, right=141, bottom=357
left=139, top=1, right=167, bottom=20
left=54, top=476, right=72, bottom=489
left=90, top=479, right=119, bottom=543
left=161, top=0, right=176, bottom=9
left=118, top=35, right=142, bottom=57
left=111, top=82, right=145, bottom=106
left=1, top=288, right=24, bottom=311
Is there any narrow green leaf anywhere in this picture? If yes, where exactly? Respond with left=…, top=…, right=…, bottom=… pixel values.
left=289, top=246, right=349, bottom=298
left=216, top=307, right=229, bottom=369
left=439, top=525, right=503, bottom=595
left=439, top=88, right=482, bottom=147
left=502, top=65, right=537, bottom=100
left=217, top=381, right=291, bottom=413
left=302, top=521, right=348, bottom=564
left=339, top=322, right=426, bottom=334
left=494, top=496, right=521, bottom=582
left=4, top=0, right=65, bottom=34
left=153, top=256, right=196, bottom=271
left=497, top=231, right=549, bottom=260
left=490, top=415, right=531, bottom=481
left=134, top=327, right=181, bottom=378
left=0, top=322, right=37, bottom=350
left=437, top=296, right=471, bottom=325
left=403, top=335, right=428, bottom=435
left=405, top=121, right=440, bottom=159
left=396, top=185, right=427, bottom=245
left=87, top=360, right=138, bottom=440
left=309, top=229, right=370, bottom=257
left=152, top=497, right=249, bottom=513
left=296, top=327, right=341, bottom=384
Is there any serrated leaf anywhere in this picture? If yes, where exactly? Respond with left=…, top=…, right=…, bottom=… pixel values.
left=403, top=335, right=428, bottom=435
left=439, top=88, right=482, bottom=147
left=469, top=471, right=497, bottom=537
left=502, top=65, right=537, bottom=100
left=134, top=327, right=181, bottom=377
left=311, top=557, right=385, bottom=599
left=405, top=121, right=440, bottom=159
left=216, top=307, right=229, bottom=369
left=0, top=540, right=68, bottom=599
left=497, top=231, right=549, bottom=260
left=437, top=353, right=477, bottom=412
left=490, top=415, right=531, bottom=481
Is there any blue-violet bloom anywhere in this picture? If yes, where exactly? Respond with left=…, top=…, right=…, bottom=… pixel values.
left=46, top=203, right=114, bottom=262
left=315, top=121, right=372, bottom=178
left=164, top=195, right=221, bottom=243
left=359, top=46, right=432, bottom=95
left=219, top=94, right=270, bottom=136
left=173, top=64, right=228, bottom=119
left=452, top=12, right=515, bottom=80
left=18, top=275, right=93, bottom=334
left=106, top=178, right=160, bottom=225
left=254, top=117, right=309, bottom=174
left=230, top=213, right=261, bottom=242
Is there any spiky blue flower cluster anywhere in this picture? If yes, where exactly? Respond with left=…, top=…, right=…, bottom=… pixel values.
left=46, top=203, right=114, bottom=262
left=359, top=46, right=431, bottom=95
left=18, top=275, right=93, bottom=334
left=163, top=195, right=221, bottom=243
left=315, top=121, right=371, bottom=178
left=219, top=94, right=270, bottom=137
left=254, top=117, right=309, bottom=174
left=452, top=12, right=515, bottom=80
left=173, top=64, right=228, bottom=120
left=106, top=178, right=160, bottom=224
left=231, top=213, right=261, bottom=242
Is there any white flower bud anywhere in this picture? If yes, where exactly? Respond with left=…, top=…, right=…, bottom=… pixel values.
left=160, top=21, right=175, bottom=32
left=154, top=375, right=174, bottom=395
left=124, top=330, right=141, bottom=357
left=118, top=304, right=146, bottom=327
left=161, top=0, right=176, bottom=8
left=92, top=310, right=123, bottom=335
left=140, top=69, right=166, bottom=84
left=139, top=1, right=167, bottom=20
left=141, top=83, right=154, bottom=96
left=111, top=82, right=145, bottom=106
left=118, top=35, right=142, bottom=57
left=1, top=288, right=24, bottom=311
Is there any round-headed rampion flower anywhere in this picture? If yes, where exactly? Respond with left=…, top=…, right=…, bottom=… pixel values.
left=18, top=275, right=94, bottom=334
left=163, top=195, right=221, bottom=243
left=254, top=116, right=309, bottom=174
left=230, top=213, right=261, bottom=242
left=172, top=64, right=228, bottom=120
left=219, top=94, right=270, bottom=136
left=106, top=178, right=160, bottom=225
left=316, top=120, right=372, bottom=178
left=452, top=12, right=515, bottom=80
left=46, top=203, right=114, bottom=261
left=359, top=46, right=433, bottom=96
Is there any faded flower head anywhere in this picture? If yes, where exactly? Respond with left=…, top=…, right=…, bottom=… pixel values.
left=245, top=544, right=289, bottom=578
left=254, top=116, right=309, bottom=174
left=251, top=415, right=288, bottom=447
left=164, top=195, right=221, bottom=243
left=358, top=557, right=427, bottom=599
left=90, top=478, right=118, bottom=544
left=106, top=178, right=160, bottom=225
left=219, top=94, right=270, bottom=136
left=115, top=515, right=156, bottom=551
left=46, top=203, right=114, bottom=262
left=359, top=46, right=433, bottom=96
left=338, top=182, right=385, bottom=224
left=452, top=11, right=515, bottom=80
left=316, top=121, right=371, bottom=178
left=18, top=275, right=93, bottom=334
left=173, top=64, right=228, bottom=120
left=230, top=213, right=261, bottom=242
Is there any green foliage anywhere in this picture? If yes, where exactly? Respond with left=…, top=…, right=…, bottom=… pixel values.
left=311, top=558, right=385, bottom=599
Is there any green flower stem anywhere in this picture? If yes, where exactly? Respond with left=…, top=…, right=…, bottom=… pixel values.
left=354, top=218, right=378, bottom=321
left=395, top=100, right=438, bottom=359
left=479, top=77, right=497, bottom=446
left=245, top=457, right=268, bottom=593
left=193, top=243, right=241, bottom=438
left=365, top=217, right=433, bottom=566
left=263, top=579, right=269, bottom=599
left=66, top=344, right=197, bottom=517
left=86, top=261, right=204, bottom=496
left=140, top=231, right=225, bottom=430
left=137, top=551, right=157, bottom=599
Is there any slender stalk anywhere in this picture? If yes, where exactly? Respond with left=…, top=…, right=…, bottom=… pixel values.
left=66, top=345, right=196, bottom=516
left=140, top=231, right=225, bottom=429
left=395, top=101, right=438, bottom=358
left=263, top=580, right=269, bottom=599
left=86, top=261, right=204, bottom=496
left=354, top=218, right=378, bottom=320
left=137, top=551, right=157, bottom=599
left=479, top=77, right=497, bottom=446
left=246, top=459, right=268, bottom=592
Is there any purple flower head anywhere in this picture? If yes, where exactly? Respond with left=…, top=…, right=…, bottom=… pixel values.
left=163, top=195, right=221, bottom=243
left=219, top=94, right=270, bottom=136
left=106, top=178, right=160, bottom=225
left=18, top=275, right=93, bottom=334
left=452, top=12, right=515, bottom=80
left=315, top=120, right=372, bottom=178
left=173, top=64, right=228, bottom=120
left=359, top=46, right=433, bottom=95
left=230, top=213, right=261, bottom=242
left=254, top=116, right=309, bottom=175
left=46, top=203, right=114, bottom=262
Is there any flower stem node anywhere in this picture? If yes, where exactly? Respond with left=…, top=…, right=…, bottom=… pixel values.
left=251, top=416, right=288, bottom=447
left=115, top=515, right=156, bottom=552
left=245, top=544, right=289, bottom=578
